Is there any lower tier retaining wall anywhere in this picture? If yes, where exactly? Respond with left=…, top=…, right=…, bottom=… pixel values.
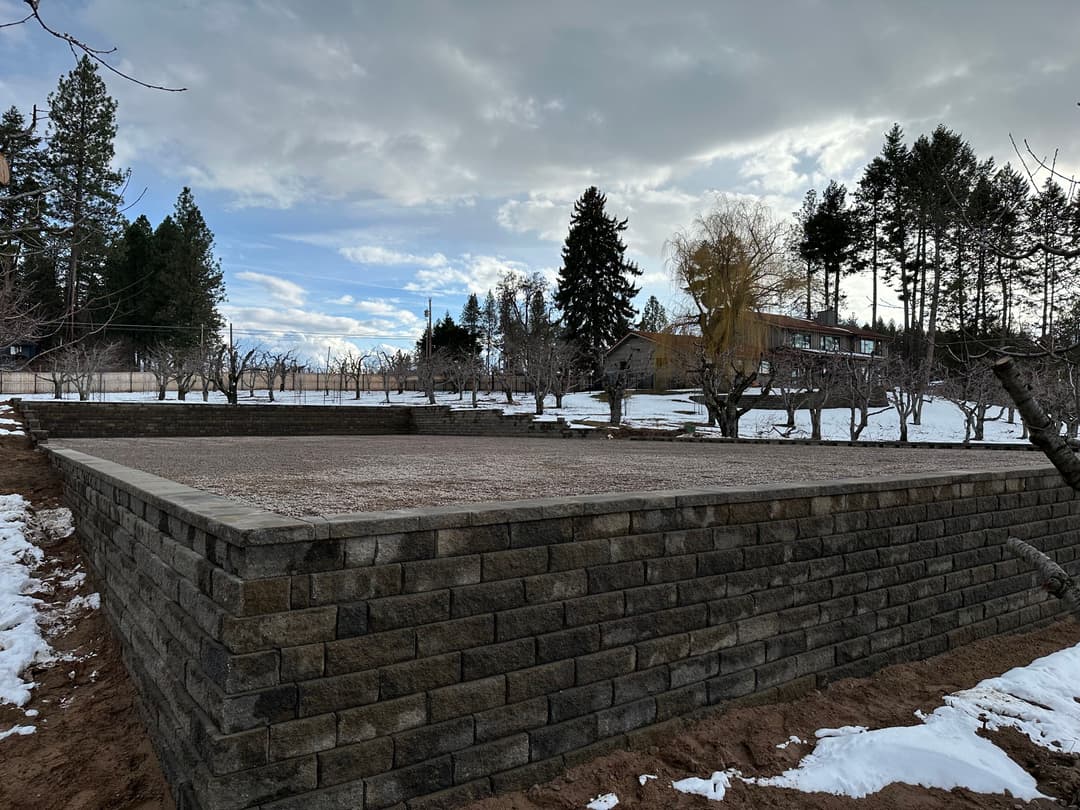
left=14, top=400, right=573, bottom=442
left=48, top=446, right=1076, bottom=810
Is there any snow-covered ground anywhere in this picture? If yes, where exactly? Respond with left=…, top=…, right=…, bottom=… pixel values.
left=0, top=401, right=24, bottom=437
left=5, top=388, right=1030, bottom=444
left=0, top=497, right=95, bottom=742
left=0, top=495, right=51, bottom=739
left=584, top=641, right=1080, bottom=805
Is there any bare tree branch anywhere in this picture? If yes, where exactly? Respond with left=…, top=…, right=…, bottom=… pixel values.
left=8, top=0, right=187, bottom=92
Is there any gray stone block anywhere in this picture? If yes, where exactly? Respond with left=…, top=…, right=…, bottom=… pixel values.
left=379, top=652, right=460, bottom=699
left=269, top=714, right=336, bottom=760
left=298, top=670, right=378, bottom=716
left=404, top=556, right=481, bottom=593
left=529, top=715, right=596, bottom=761
left=474, top=697, right=548, bottom=742
left=393, top=716, right=474, bottom=767
left=429, top=675, right=506, bottom=722
left=462, top=638, right=535, bottom=680
left=317, top=737, right=394, bottom=787
left=364, top=756, right=453, bottom=809
left=221, top=607, right=338, bottom=655
left=368, top=591, right=450, bottom=632
left=338, top=693, right=427, bottom=744
left=506, top=661, right=574, bottom=703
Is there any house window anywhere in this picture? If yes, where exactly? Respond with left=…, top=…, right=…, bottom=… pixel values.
left=822, top=336, right=840, bottom=352
left=858, top=339, right=875, bottom=354
left=758, top=359, right=772, bottom=375
left=790, top=333, right=810, bottom=349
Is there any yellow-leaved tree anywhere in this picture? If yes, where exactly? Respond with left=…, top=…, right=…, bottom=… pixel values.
left=669, top=196, right=801, bottom=437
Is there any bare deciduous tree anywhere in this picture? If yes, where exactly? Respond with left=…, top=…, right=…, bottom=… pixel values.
left=210, top=344, right=257, bottom=405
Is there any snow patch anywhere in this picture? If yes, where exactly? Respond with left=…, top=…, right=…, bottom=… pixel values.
left=672, top=771, right=735, bottom=801
left=637, top=774, right=657, bottom=785
left=585, top=793, right=618, bottom=809
left=776, top=735, right=806, bottom=749
left=676, top=643, right=1080, bottom=801
left=0, top=494, right=51, bottom=708
left=34, top=508, right=75, bottom=542
left=0, top=724, right=35, bottom=741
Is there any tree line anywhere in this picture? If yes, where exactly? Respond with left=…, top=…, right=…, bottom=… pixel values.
left=0, top=56, right=225, bottom=368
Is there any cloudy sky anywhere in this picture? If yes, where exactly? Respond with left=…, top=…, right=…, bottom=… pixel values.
left=3, top=1, right=1079, bottom=361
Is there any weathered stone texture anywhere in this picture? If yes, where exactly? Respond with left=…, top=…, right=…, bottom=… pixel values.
left=46, top=443, right=1073, bottom=810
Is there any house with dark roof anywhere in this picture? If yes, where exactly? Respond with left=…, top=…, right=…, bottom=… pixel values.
left=604, top=312, right=888, bottom=391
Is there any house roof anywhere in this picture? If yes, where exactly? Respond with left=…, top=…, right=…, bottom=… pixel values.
left=606, top=331, right=700, bottom=357
left=757, top=313, right=887, bottom=340
left=606, top=313, right=888, bottom=359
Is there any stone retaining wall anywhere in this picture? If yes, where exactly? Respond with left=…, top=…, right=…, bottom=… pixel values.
left=13, top=400, right=572, bottom=442
left=46, top=446, right=1076, bottom=809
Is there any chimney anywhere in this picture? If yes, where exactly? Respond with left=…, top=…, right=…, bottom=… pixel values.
left=815, top=309, right=837, bottom=327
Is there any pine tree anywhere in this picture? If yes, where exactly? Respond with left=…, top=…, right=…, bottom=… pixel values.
left=855, top=157, right=889, bottom=328
left=637, top=295, right=668, bottom=332
left=794, top=188, right=819, bottom=319
left=460, top=293, right=482, bottom=346
left=1, top=106, right=49, bottom=276
left=803, top=180, right=858, bottom=319
left=554, top=186, right=641, bottom=374
left=481, top=290, right=498, bottom=382
left=46, top=56, right=127, bottom=340
left=147, top=188, right=225, bottom=348
left=1028, top=178, right=1072, bottom=346
left=1, top=105, right=57, bottom=347
left=103, top=215, right=155, bottom=358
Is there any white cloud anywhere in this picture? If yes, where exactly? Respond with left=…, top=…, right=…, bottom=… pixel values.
left=354, top=299, right=421, bottom=325
left=404, top=254, right=535, bottom=295
left=339, top=246, right=449, bottom=268
left=234, top=271, right=307, bottom=307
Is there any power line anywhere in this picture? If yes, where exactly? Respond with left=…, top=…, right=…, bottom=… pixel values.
left=99, top=322, right=419, bottom=340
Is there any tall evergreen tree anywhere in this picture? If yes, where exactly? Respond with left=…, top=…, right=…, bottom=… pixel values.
left=460, top=293, right=482, bottom=345
left=803, top=180, right=857, bottom=318
left=794, top=188, right=819, bottom=319
left=554, top=186, right=641, bottom=373
left=147, top=187, right=225, bottom=348
left=637, top=295, right=668, bottom=332
left=855, top=156, right=889, bottom=328
left=1028, top=178, right=1073, bottom=346
left=1, top=105, right=57, bottom=347
left=102, top=214, right=155, bottom=358
left=45, top=56, right=127, bottom=340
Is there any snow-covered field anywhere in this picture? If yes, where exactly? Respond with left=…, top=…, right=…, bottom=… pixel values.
left=584, top=641, right=1080, bottom=805
left=6, top=388, right=1030, bottom=444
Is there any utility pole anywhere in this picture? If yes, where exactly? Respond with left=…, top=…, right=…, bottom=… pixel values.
left=426, top=297, right=432, bottom=362
left=424, top=298, right=435, bottom=404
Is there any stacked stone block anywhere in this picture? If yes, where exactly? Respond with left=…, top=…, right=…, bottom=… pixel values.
left=48, top=446, right=1075, bottom=809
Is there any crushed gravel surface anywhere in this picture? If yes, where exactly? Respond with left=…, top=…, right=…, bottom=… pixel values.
left=54, top=436, right=1050, bottom=518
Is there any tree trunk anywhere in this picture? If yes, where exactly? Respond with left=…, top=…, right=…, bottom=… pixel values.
left=608, top=390, right=623, bottom=425
left=994, top=356, right=1080, bottom=488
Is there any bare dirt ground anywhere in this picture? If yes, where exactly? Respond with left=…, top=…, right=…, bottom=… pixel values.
left=0, top=434, right=172, bottom=810
left=465, top=620, right=1080, bottom=810
left=55, top=435, right=1049, bottom=517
